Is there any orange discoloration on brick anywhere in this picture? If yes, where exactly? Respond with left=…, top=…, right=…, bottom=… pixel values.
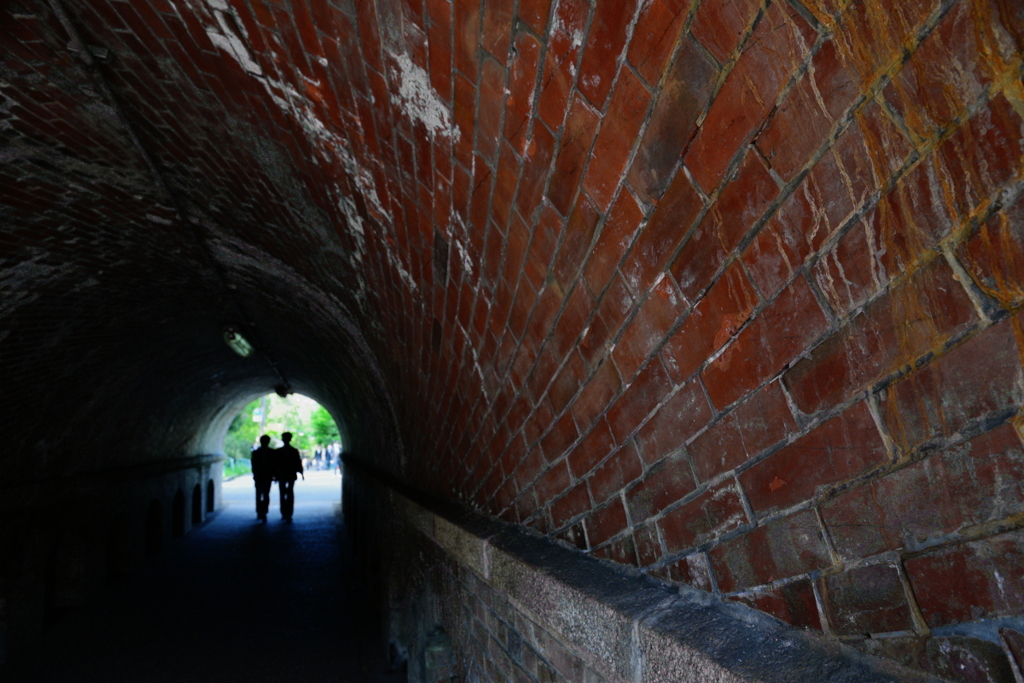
left=6, top=0, right=1024, bottom=675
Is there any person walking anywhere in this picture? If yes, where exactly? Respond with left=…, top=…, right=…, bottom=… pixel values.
left=275, top=431, right=304, bottom=521
left=251, top=435, right=274, bottom=522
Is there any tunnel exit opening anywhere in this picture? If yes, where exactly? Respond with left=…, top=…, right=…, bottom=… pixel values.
left=222, top=392, right=344, bottom=477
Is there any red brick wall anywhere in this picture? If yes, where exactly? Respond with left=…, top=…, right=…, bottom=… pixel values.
left=2, top=0, right=1023, bottom=677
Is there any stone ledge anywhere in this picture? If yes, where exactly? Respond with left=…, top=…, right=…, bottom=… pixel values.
left=345, top=458, right=940, bottom=683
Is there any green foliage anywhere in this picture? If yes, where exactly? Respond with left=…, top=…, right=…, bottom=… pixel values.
left=222, top=394, right=341, bottom=459
left=223, top=457, right=252, bottom=480
left=223, top=399, right=261, bottom=461
left=310, top=406, right=341, bottom=446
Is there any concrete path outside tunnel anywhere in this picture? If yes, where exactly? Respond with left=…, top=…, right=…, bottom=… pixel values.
left=2, top=471, right=403, bottom=683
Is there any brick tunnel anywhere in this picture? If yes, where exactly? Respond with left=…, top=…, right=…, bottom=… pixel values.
left=1, top=0, right=1023, bottom=680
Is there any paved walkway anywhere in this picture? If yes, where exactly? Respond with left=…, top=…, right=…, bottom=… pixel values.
left=3, top=471, right=402, bottom=682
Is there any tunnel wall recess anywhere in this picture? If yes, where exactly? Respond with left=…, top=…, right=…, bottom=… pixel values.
left=0, top=458, right=221, bottom=660
left=2, top=0, right=1024, bottom=679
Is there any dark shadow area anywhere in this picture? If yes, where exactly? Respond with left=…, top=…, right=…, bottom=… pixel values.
left=192, top=484, right=202, bottom=525
left=145, top=501, right=161, bottom=558
left=0, top=473, right=404, bottom=683
left=172, top=490, right=185, bottom=538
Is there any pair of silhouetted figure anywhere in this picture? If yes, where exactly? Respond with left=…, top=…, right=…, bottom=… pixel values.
left=251, top=432, right=304, bottom=522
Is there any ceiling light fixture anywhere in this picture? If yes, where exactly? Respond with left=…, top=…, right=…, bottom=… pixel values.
left=223, top=326, right=254, bottom=357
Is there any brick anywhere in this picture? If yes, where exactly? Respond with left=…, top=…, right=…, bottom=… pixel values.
left=732, top=579, right=822, bottom=630
left=552, top=194, right=600, bottom=290
left=659, top=480, right=751, bottom=553
left=829, top=0, right=937, bottom=82
left=823, top=424, right=1024, bottom=561
left=517, top=0, right=553, bottom=35
left=454, top=74, right=479, bottom=166
left=550, top=284, right=594, bottom=359
left=589, top=443, right=644, bottom=504
left=476, top=57, right=508, bottom=163
left=821, top=563, right=913, bottom=636
left=661, top=261, right=760, bottom=384
left=536, top=0, right=589, bottom=131
left=503, top=30, right=543, bottom=155
left=741, top=401, right=888, bottom=517
left=1002, top=628, right=1024, bottom=674
left=585, top=497, right=628, bottom=546
left=606, top=358, right=673, bottom=444
left=634, top=522, right=663, bottom=567
left=539, top=409, right=579, bottom=462
left=885, top=0, right=1004, bottom=139
left=935, top=93, right=1024, bottom=227
left=684, top=1, right=815, bottom=194
left=567, top=417, right=616, bottom=478
left=584, top=190, right=644, bottom=296
left=582, top=68, right=652, bottom=211
left=671, top=149, right=778, bottom=301
left=548, top=350, right=586, bottom=414
left=957, top=189, right=1024, bottom=312
left=905, top=533, right=1024, bottom=628
left=579, top=276, right=635, bottom=366
left=515, top=120, right=557, bottom=222
left=514, top=441, right=546, bottom=490
left=635, top=379, right=713, bottom=465
left=491, top=148, right=519, bottom=239
left=523, top=206, right=562, bottom=291
left=756, top=40, right=863, bottom=182
left=532, top=456, right=573, bottom=499
left=571, top=358, right=621, bottom=430
left=813, top=156, right=950, bottom=317
left=925, top=636, right=1017, bottom=683
left=426, top=0, right=454, bottom=93
left=788, top=256, right=978, bottom=415
left=627, top=37, right=719, bottom=203
left=546, top=95, right=601, bottom=216
left=576, top=0, right=640, bottom=109
left=709, top=510, right=831, bottom=592
left=453, top=0, right=481, bottom=78
left=481, top=0, right=515, bottom=60
left=689, top=381, right=797, bottom=482
left=668, top=552, right=715, bottom=590
left=741, top=131, right=880, bottom=299
left=550, top=481, right=592, bottom=530
left=880, top=316, right=1024, bottom=453
left=625, top=454, right=698, bottom=524
left=627, top=0, right=692, bottom=87
left=613, top=277, right=688, bottom=381
left=621, top=168, right=704, bottom=295
left=689, top=0, right=762, bottom=63
left=702, top=277, right=828, bottom=410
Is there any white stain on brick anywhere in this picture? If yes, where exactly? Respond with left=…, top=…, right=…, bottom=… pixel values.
left=551, top=10, right=584, bottom=50
left=180, top=2, right=425, bottom=295
left=389, top=53, right=458, bottom=141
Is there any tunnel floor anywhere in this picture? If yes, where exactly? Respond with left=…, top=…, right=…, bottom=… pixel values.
left=2, top=472, right=404, bottom=683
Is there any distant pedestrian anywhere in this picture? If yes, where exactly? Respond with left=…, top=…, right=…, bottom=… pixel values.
left=251, top=435, right=274, bottom=522
left=274, top=432, right=304, bottom=521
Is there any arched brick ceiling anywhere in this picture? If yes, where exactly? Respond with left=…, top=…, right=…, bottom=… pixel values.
left=3, top=0, right=1024, bottom=668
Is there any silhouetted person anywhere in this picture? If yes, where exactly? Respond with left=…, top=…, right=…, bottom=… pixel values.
left=275, top=431, right=304, bottom=521
left=251, top=435, right=274, bottom=522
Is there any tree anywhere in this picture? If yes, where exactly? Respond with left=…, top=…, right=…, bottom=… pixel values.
left=223, top=399, right=261, bottom=460
left=309, top=406, right=340, bottom=447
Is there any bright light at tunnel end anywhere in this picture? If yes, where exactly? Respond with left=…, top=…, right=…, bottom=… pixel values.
left=223, top=326, right=255, bottom=357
